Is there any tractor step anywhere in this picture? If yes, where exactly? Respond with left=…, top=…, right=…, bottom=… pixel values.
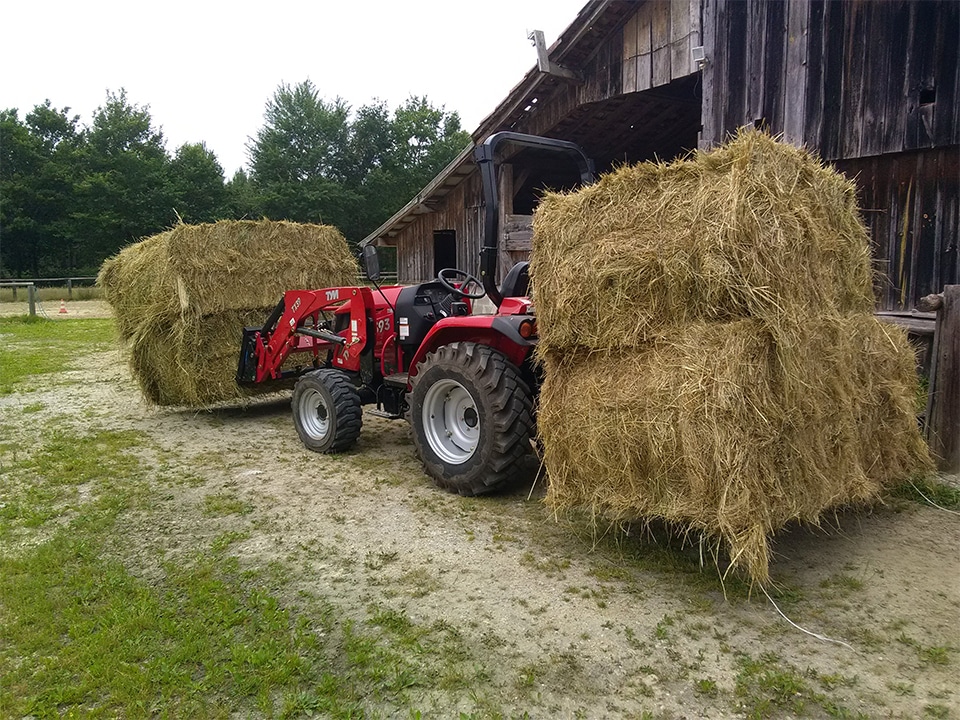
left=383, top=373, right=410, bottom=389
left=367, top=408, right=403, bottom=420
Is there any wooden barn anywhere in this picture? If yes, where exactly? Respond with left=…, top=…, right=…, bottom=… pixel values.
left=361, top=0, right=958, bottom=313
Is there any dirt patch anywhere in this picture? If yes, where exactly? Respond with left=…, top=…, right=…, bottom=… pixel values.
left=2, top=341, right=958, bottom=718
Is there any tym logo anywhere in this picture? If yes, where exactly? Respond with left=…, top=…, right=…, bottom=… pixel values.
left=325, top=289, right=340, bottom=302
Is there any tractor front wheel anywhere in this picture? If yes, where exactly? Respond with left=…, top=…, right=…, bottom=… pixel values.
left=409, top=342, right=534, bottom=495
left=292, top=369, right=362, bottom=453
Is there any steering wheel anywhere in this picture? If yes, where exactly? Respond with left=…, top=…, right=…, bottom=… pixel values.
left=437, top=268, right=486, bottom=299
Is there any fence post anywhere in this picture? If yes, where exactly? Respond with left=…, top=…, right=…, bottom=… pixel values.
left=12, top=285, right=17, bottom=301
left=928, top=285, right=959, bottom=472
left=27, top=284, right=36, bottom=317
left=67, top=278, right=73, bottom=300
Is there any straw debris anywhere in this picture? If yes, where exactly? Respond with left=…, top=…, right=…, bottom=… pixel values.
left=531, top=131, right=932, bottom=585
left=99, top=220, right=357, bottom=406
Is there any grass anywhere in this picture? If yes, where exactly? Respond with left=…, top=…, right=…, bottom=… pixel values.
left=1, top=317, right=956, bottom=719
left=0, top=541, right=333, bottom=718
left=890, top=477, right=960, bottom=510
left=733, top=653, right=868, bottom=720
left=0, top=422, right=501, bottom=718
left=202, top=491, right=255, bottom=517
left=0, top=316, right=116, bottom=394
left=0, top=427, right=147, bottom=541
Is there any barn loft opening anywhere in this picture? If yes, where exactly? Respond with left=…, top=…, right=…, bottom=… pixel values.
left=546, top=74, right=703, bottom=171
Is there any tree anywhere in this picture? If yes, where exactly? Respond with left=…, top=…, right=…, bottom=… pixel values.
left=72, top=90, right=174, bottom=268
left=223, top=169, right=262, bottom=220
left=247, top=82, right=470, bottom=243
left=348, top=96, right=470, bottom=241
left=0, top=103, right=84, bottom=276
left=249, top=80, right=359, bottom=229
left=169, top=142, right=227, bottom=224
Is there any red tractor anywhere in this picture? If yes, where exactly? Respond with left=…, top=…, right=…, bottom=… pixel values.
left=236, top=132, right=596, bottom=495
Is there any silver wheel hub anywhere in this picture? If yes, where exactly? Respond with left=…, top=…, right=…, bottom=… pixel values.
left=422, top=379, right=479, bottom=465
left=299, top=388, right=330, bottom=439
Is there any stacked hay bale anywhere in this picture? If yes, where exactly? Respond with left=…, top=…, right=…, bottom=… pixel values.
left=99, top=220, right=357, bottom=406
left=531, top=131, right=931, bottom=585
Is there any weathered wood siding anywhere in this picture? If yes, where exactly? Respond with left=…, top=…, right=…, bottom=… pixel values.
left=482, top=1, right=699, bottom=143
left=701, top=0, right=959, bottom=310
left=621, top=0, right=701, bottom=93
left=394, top=175, right=483, bottom=284
left=836, top=148, right=959, bottom=310
left=701, top=0, right=959, bottom=155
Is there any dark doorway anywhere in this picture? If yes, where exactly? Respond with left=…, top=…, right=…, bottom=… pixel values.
left=433, top=230, right=457, bottom=276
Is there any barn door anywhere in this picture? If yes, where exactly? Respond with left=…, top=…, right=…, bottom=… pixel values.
left=433, top=230, right=457, bottom=277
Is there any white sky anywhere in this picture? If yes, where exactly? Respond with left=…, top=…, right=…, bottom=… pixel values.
left=3, top=0, right=587, bottom=177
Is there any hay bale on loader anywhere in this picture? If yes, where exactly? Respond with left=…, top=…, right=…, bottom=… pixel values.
left=531, top=131, right=932, bottom=585
left=99, top=220, right=357, bottom=407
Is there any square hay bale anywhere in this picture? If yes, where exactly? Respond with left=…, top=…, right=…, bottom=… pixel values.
left=530, top=130, right=875, bottom=353
left=98, top=220, right=358, bottom=406
left=530, top=131, right=931, bottom=584
left=128, top=310, right=285, bottom=407
left=538, top=316, right=932, bottom=586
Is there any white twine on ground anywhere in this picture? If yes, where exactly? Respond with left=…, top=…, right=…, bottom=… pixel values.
left=761, top=584, right=854, bottom=650
left=908, top=479, right=960, bottom=517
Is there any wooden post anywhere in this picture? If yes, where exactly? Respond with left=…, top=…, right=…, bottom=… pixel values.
left=67, top=278, right=73, bottom=300
left=27, top=284, right=36, bottom=317
left=928, top=286, right=959, bottom=472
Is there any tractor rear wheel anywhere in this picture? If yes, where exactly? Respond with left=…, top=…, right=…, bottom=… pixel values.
left=409, top=342, right=534, bottom=495
left=292, top=369, right=362, bottom=453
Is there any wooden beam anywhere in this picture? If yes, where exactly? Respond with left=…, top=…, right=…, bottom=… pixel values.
left=530, top=30, right=581, bottom=81
left=927, top=285, right=960, bottom=472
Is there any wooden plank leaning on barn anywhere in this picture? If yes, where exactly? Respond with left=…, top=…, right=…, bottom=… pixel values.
left=921, top=286, right=960, bottom=472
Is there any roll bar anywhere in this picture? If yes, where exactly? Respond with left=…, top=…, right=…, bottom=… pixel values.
left=473, top=132, right=596, bottom=307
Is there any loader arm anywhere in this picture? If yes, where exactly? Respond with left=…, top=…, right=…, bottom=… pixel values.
left=238, top=287, right=376, bottom=384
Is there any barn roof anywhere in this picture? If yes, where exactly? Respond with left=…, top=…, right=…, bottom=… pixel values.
left=360, top=0, right=618, bottom=248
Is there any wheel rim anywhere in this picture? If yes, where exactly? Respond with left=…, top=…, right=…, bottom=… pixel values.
left=298, top=388, right=331, bottom=440
left=422, top=379, right=479, bottom=465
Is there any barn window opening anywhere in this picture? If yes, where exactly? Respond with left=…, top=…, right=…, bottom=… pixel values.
left=919, top=87, right=937, bottom=105
left=433, top=230, right=457, bottom=276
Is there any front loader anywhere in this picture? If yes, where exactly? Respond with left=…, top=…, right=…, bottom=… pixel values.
left=237, top=132, right=596, bottom=495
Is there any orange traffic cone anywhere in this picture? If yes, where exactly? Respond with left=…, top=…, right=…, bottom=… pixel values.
left=59, top=299, right=68, bottom=314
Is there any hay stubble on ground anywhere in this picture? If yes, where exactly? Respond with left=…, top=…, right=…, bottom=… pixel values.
left=1, top=313, right=957, bottom=718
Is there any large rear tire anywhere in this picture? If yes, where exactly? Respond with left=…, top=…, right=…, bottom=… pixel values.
left=409, top=342, right=534, bottom=495
left=292, top=369, right=362, bottom=453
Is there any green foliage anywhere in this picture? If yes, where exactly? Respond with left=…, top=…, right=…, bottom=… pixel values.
left=247, top=80, right=471, bottom=242
left=249, top=82, right=357, bottom=229
left=73, top=90, right=176, bottom=265
left=223, top=168, right=262, bottom=220
left=0, top=103, right=85, bottom=276
left=890, top=477, right=960, bottom=510
left=344, top=95, right=471, bottom=242
left=2, top=83, right=469, bottom=277
left=169, top=142, right=227, bottom=223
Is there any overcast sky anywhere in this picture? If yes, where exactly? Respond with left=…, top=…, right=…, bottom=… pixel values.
left=3, top=0, right=588, bottom=176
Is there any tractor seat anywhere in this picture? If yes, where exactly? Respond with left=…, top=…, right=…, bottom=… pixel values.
left=500, top=261, right=530, bottom=298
